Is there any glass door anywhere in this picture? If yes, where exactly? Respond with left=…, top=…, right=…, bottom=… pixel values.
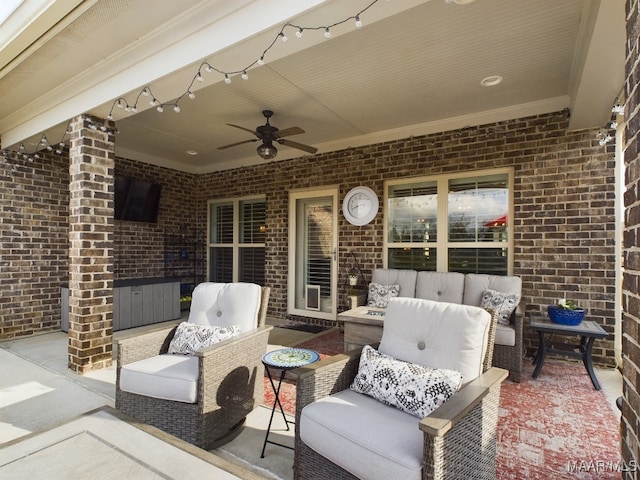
left=288, top=188, right=338, bottom=320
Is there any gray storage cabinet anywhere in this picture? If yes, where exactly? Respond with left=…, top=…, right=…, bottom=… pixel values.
left=61, top=278, right=180, bottom=332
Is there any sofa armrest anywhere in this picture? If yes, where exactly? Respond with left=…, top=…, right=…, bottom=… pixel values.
left=420, top=367, right=508, bottom=437
left=116, top=324, right=178, bottom=367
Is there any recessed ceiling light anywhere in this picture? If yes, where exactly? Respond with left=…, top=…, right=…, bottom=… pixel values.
left=186, top=150, right=198, bottom=156
left=481, top=75, right=503, bottom=87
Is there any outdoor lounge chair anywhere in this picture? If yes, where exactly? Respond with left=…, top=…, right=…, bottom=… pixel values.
left=292, top=297, right=507, bottom=480
left=116, top=282, right=271, bottom=449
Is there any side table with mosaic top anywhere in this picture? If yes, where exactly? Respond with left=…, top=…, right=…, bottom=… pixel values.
left=260, top=348, right=320, bottom=458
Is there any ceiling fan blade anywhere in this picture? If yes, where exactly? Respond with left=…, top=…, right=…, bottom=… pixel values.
left=226, top=123, right=257, bottom=135
left=274, top=126, right=305, bottom=138
left=218, top=138, right=258, bottom=150
left=278, top=138, right=318, bottom=154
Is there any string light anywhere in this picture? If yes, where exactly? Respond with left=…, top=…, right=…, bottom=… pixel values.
left=5, top=0, right=381, bottom=162
left=103, top=0, right=379, bottom=121
left=1, top=117, right=117, bottom=163
left=597, top=97, right=624, bottom=147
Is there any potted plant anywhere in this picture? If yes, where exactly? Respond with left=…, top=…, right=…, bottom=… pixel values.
left=547, top=298, right=585, bottom=325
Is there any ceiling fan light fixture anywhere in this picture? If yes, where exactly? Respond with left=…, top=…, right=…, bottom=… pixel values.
left=257, top=142, right=278, bottom=160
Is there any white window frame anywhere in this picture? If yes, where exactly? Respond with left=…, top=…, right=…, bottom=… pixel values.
left=207, top=195, right=266, bottom=283
left=384, top=167, right=514, bottom=274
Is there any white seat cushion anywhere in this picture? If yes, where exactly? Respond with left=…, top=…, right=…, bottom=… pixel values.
left=495, top=323, right=516, bottom=346
left=188, top=282, right=261, bottom=333
left=379, top=297, right=490, bottom=383
left=120, top=354, right=199, bottom=403
left=415, top=271, right=464, bottom=304
left=301, top=389, right=422, bottom=480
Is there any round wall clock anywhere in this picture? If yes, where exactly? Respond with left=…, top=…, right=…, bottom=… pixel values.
left=343, top=186, right=379, bottom=226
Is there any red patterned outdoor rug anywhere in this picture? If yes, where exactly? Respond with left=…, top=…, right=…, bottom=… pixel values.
left=264, top=330, right=622, bottom=479
left=497, top=360, right=621, bottom=479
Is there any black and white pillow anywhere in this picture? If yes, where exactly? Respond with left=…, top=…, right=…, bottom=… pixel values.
left=350, top=345, right=462, bottom=418
left=168, top=322, right=240, bottom=355
left=367, top=282, right=400, bottom=308
left=480, top=289, right=520, bottom=325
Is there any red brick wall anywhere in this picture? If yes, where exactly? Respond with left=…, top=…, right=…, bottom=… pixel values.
left=0, top=153, right=69, bottom=339
left=198, top=111, right=617, bottom=366
left=622, top=0, right=640, bottom=473
left=0, top=111, right=618, bottom=372
left=113, top=157, right=198, bottom=279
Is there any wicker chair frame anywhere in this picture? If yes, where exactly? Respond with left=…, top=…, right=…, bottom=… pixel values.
left=292, top=306, right=508, bottom=480
left=493, top=309, right=523, bottom=382
left=115, top=286, right=271, bottom=450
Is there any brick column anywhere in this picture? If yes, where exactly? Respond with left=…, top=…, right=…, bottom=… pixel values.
left=68, top=114, right=114, bottom=373
left=623, top=0, right=640, bottom=475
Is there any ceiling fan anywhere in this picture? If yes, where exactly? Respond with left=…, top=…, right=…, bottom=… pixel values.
left=218, top=110, right=318, bottom=159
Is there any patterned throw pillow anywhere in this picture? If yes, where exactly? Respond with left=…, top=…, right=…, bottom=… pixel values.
left=367, top=282, right=400, bottom=308
left=480, top=289, right=520, bottom=325
left=351, top=345, right=462, bottom=418
left=168, top=322, right=240, bottom=355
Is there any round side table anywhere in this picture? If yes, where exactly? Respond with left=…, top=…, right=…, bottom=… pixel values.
left=260, top=348, right=320, bottom=458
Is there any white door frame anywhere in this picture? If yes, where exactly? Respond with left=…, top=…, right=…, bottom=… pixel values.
left=288, top=187, right=339, bottom=320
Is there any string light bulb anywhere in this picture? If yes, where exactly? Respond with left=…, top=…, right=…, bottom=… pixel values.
left=188, top=91, right=196, bottom=100
left=280, top=32, right=288, bottom=42
left=157, top=105, right=164, bottom=113
left=324, top=27, right=331, bottom=38
left=224, top=74, right=231, bottom=84
left=257, top=56, right=265, bottom=66
left=355, top=16, right=363, bottom=28
left=196, top=72, right=203, bottom=82
left=296, top=28, right=303, bottom=38
left=173, top=105, right=181, bottom=113
left=241, top=70, right=248, bottom=80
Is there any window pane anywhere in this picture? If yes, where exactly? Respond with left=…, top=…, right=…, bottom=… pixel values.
left=209, top=247, right=233, bottom=282
left=388, top=248, right=437, bottom=271
left=448, top=248, right=507, bottom=275
left=388, top=182, right=437, bottom=243
left=306, top=203, right=333, bottom=298
left=210, top=203, right=233, bottom=244
left=448, top=175, right=508, bottom=243
left=239, top=247, right=265, bottom=284
left=240, top=200, right=266, bottom=244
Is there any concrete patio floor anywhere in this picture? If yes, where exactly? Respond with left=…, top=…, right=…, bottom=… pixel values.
left=0, top=319, right=623, bottom=479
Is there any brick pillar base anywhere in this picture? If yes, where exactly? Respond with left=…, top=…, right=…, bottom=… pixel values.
left=68, top=114, right=115, bottom=373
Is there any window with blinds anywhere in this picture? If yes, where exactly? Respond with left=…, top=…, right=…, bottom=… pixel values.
left=385, top=170, right=511, bottom=275
left=208, top=197, right=265, bottom=284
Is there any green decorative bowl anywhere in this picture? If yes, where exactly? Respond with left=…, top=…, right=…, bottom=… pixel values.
left=547, top=305, right=585, bottom=325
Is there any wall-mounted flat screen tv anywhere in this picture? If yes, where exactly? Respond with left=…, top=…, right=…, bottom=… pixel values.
left=114, top=175, right=162, bottom=223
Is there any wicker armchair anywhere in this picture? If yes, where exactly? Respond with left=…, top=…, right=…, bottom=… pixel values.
left=116, top=284, right=271, bottom=450
left=292, top=299, right=507, bottom=480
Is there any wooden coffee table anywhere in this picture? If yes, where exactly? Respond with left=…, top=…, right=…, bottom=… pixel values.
left=337, top=306, right=386, bottom=351
left=529, top=315, right=608, bottom=390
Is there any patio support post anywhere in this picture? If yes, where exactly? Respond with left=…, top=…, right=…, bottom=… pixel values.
left=67, top=114, right=115, bottom=373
